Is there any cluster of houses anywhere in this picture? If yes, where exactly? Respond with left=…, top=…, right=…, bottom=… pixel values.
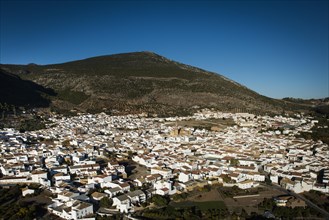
left=0, top=110, right=328, bottom=219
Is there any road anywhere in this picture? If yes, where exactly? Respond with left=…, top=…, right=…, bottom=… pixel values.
left=262, top=183, right=329, bottom=220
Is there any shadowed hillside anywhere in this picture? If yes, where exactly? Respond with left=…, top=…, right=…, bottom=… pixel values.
left=0, top=69, right=56, bottom=107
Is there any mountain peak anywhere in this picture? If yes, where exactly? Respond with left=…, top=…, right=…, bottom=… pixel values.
left=109, top=51, right=170, bottom=62
left=140, top=50, right=159, bottom=55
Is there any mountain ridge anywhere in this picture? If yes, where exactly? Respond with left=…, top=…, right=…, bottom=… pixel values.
left=0, top=51, right=308, bottom=116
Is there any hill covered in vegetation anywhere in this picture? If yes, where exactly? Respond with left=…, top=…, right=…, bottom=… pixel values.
left=1, top=51, right=308, bottom=116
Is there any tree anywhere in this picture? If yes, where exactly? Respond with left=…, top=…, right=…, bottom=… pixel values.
left=127, top=150, right=134, bottom=158
left=222, top=175, right=231, bottom=183
left=62, top=139, right=71, bottom=147
left=230, top=158, right=239, bottom=166
left=99, top=197, right=113, bottom=208
left=172, top=192, right=188, bottom=201
left=17, top=208, right=29, bottom=218
left=151, top=195, right=169, bottom=207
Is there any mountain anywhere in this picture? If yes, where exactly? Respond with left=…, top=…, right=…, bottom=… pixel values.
left=0, top=51, right=307, bottom=115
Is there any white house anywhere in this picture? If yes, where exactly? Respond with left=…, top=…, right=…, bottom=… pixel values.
left=270, top=175, right=279, bottom=184
left=58, top=190, right=80, bottom=202
left=39, top=177, right=51, bottom=187
left=48, top=199, right=93, bottom=220
left=238, top=180, right=255, bottom=189
left=104, top=187, right=122, bottom=198
left=31, top=170, right=48, bottom=183
left=112, top=194, right=131, bottom=213
left=118, top=182, right=130, bottom=192
left=53, top=172, right=71, bottom=182
left=51, top=166, right=68, bottom=175
left=243, top=172, right=265, bottom=182
left=178, top=172, right=191, bottom=183
left=229, top=172, right=245, bottom=183
left=21, top=187, right=35, bottom=197
left=151, top=167, right=172, bottom=179
left=127, top=190, right=146, bottom=204
left=156, top=187, right=170, bottom=195
left=154, top=180, right=176, bottom=195
left=88, top=174, right=112, bottom=187
left=71, top=200, right=93, bottom=219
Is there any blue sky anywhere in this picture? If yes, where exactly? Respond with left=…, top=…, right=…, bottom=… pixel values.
left=0, top=0, right=328, bottom=99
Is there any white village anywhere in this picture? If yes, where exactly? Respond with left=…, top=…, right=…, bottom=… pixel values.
left=0, top=110, right=328, bottom=219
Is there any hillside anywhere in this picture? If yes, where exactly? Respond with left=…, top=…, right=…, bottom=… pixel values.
left=0, top=69, right=55, bottom=108
left=0, top=51, right=307, bottom=116
left=283, top=97, right=329, bottom=115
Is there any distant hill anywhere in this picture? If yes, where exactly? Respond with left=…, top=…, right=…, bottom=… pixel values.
left=0, top=51, right=308, bottom=115
left=283, top=97, right=329, bottom=115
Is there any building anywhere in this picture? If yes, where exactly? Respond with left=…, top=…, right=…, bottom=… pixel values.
left=21, top=187, right=35, bottom=197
